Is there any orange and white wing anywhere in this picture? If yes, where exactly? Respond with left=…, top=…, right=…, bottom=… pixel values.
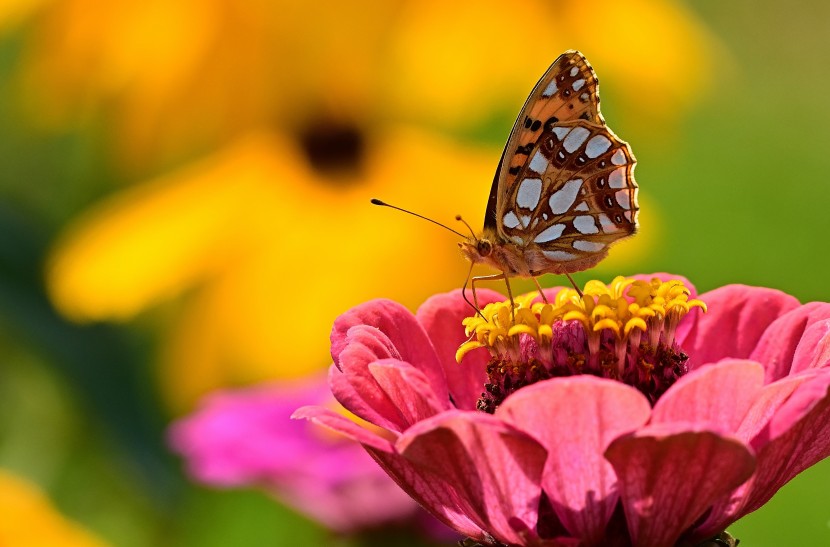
left=498, top=120, right=639, bottom=267
left=485, top=50, right=604, bottom=229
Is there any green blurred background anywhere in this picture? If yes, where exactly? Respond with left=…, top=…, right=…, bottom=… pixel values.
left=1, top=1, right=829, bottom=545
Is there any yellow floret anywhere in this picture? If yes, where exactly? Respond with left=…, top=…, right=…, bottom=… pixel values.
left=456, top=277, right=707, bottom=363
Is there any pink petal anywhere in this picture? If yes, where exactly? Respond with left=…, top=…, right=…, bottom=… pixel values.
left=397, top=410, right=548, bottom=546
left=497, top=377, right=651, bottom=544
left=365, top=444, right=486, bottom=541
left=765, top=369, right=830, bottom=455
left=296, top=405, right=486, bottom=539
left=328, top=364, right=396, bottom=431
left=332, top=299, right=448, bottom=401
left=368, top=359, right=451, bottom=427
left=736, top=373, right=809, bottom=445
left=682, top=285, right=799, bottom=370
left=750, top=302, right=830, bottom=381
left=605, top=425, right=756, bottom=547
left=652, top=359, right=764, bottom=434
left=417, top=289, right=504, bottom=410
left=328, top=334, right=408, bottom=431
left=291, top=405, right=395, bottom=453
left=791, top=314, right=830, bottom=373
left=699, top=369, right=830, bottom=534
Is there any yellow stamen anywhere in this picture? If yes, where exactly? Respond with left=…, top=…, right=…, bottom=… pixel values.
left=456, top=276, right=706, bottom=363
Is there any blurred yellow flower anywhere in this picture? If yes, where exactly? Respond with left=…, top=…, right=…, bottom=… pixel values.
left=0, top=0, right=44, bottom=30
left=13, top=0, right=717, bottom=172
left=36, top=0, right=717, bottom=412
left=385, top=0, right=717, bottom=132
left=48, top=127, right=495, bottom=412
left=0, top=469, right=109, bottom=547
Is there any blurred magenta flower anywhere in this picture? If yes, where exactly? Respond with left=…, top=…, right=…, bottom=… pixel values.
left=169, top=374, right=451, bottom=536
left=295, top=275, right=830, bottom=546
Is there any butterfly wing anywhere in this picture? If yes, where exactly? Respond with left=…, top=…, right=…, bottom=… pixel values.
left=485, top=50, right=604, bottom=230
left=499, top=120, right=638, bottom=272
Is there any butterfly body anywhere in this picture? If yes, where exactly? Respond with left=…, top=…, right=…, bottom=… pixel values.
left=460, top=227, right=608, bottom=278
left=461, top=50, right=639, bottom=292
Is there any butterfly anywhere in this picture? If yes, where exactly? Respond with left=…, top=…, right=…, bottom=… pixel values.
left=457, top=50, right=639, bottom=306
left=372, top=50, right=638, bottom=310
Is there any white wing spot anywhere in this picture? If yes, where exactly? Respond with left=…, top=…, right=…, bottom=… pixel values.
left=580, top=92, right=589, bottom=101
left=517, top=177, right=543, bottom=210
left=534, top=223, right=566, bottom=243
left=572, top=79, right=585, bottom=91
left=609, top=167, right=626, bottom=189
left=574, top=216, right=599, bottom=234
left=503, top=211, right=520, bottom=229
left=598, top=213, right=619, bottom=233
left=510, top=235, right=525, bottom=245
left=611, top=149, right=627, bottom=166
left=585, top=135, right=612, bottom=158
left=542, top=80, right=558, bottom=97
left=549, top=179, right=582, bottom=214
left=552, top=126, right=570, bottom=140
left=624, top=211, right=633, bottom=222
left=528, top=150, right=549, bottom=174
left=543, top=250, right=576, bottom=261
left=520, top=215, right=532, bottom=227
left=573, top=240, right=606, bottom=252
left=615, top=190, right=631, bottom=210
left=569, top=66, right=579, bottom=77
left=563, top=127, right=590, bottom=153
left=574, top=201, right=589, bottom=212
left=542, top=213, right=549, bottom=221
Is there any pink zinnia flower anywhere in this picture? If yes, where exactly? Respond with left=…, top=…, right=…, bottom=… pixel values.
left=168, top=374, right=448, bottom=535
left=294, top=274, right=830, bottom=546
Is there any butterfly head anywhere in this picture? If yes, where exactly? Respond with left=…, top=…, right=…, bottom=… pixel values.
left=459, top=236, right=493, bottom=263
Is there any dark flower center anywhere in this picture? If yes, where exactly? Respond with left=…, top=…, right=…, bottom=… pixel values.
left=298, top=118, right=366, bottom=177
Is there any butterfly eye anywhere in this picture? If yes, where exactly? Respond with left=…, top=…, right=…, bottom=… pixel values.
left=477, top=239, right=493, bottom=257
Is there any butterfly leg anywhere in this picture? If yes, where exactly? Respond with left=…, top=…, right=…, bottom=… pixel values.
left=564, top=272, right=584, bottom=298
left=503, top=275, right=515, bottom=316
left=529, top=270, right=583, bottom=299
left=531, top=276, right=549, bottom=304
left=470, top=272, right=516, bottom=318
left=461, top=262, right=482, bottom=316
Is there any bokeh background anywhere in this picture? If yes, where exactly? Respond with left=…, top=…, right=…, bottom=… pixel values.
left=1, top=1, right=829, bottom=545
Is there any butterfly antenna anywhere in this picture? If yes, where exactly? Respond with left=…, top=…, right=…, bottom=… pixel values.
left=454, top=215, right=478, bottom=242
left=370, top=199, right=467, bottom=238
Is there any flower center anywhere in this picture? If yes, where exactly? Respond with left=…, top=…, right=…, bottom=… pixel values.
left=456, top=276, right=706, bottom=413
left=298, top=117, right=366, bottom=177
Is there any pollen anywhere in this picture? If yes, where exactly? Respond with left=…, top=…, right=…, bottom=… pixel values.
left=458, top=276, right=707, bottom=412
